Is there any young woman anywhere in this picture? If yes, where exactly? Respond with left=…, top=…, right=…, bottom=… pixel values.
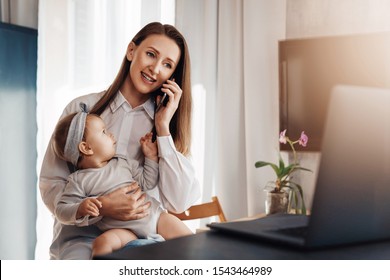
left=40, top=22, right=200, bottom=260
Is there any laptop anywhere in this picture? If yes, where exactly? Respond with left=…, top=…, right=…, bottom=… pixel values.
left=208, top=85, right=390, bottom=248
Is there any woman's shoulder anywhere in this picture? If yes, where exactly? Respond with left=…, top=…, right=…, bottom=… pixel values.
left=63, top=90, right=106, bottom=115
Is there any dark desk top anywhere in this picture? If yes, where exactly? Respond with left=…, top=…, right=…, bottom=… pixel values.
left=95, top=230, right=390, bottom=260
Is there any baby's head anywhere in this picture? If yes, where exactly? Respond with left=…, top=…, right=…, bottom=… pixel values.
left=53, top=104, right=116, bottom=168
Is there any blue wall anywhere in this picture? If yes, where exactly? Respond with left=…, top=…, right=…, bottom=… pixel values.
left=0, top=22, right=37, bottom=259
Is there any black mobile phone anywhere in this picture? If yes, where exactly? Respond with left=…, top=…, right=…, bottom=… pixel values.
left=155, top=77, right=174, bottom=112
left=155, top=92, right=167, bottom=113
left=158, top=91, right=169, bottom=106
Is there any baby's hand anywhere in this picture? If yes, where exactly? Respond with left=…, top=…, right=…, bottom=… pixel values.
left=140, top=132, right=158, bottom=162
left=76, top=197, right=102, bottom=219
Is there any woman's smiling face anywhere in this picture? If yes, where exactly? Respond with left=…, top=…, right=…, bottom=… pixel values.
left=127, top=34, right=181, bottom=95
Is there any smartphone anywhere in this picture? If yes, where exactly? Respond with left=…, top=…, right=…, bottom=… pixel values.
left=157, top=92, right=169, bottom=108
left=155, top=77, right=174, bottom=112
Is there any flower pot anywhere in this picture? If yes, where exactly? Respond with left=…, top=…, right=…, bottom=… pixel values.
left=265, top=191, right=289, bottom=215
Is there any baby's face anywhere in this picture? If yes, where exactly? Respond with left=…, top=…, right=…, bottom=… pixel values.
left=84, top=115, right=116, bottom=160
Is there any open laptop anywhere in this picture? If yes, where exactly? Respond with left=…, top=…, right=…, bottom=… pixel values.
left=208, top=85, right=390, bottom=248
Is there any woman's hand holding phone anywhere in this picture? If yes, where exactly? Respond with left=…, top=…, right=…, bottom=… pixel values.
left=154, top=79, right=182, bottom=137
left=155, top=77, right=174, bottom=112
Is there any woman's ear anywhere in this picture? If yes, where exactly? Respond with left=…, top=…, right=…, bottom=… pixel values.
left=126, top=41, right=136, bottom=61
left=79, top=141, right=93, bottom=156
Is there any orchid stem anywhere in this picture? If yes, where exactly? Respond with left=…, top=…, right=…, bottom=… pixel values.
left=288, top=139, right=297, bottom=166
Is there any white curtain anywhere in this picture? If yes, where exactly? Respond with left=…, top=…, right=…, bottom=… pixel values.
left=176, top=0, right=286, bottom=222
left=241, top=0, right=286, bottom=216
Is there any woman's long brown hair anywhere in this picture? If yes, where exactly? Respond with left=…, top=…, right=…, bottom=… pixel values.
left=90, top=22, right=192, bottom=156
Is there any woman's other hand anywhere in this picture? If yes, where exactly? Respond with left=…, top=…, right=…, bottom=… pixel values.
left=155, top=79, right=182, bottom=136
left=98, top=182, right=151, bottom=221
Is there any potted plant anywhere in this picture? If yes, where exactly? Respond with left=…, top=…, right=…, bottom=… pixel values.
left=255, top=129, right=311, bottom=215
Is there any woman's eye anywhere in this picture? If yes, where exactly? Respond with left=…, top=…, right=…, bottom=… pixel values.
left=103, top=130, right=106, bottom=134
left=164, top=63, right=172, bottom=69
left=146, top=51, right=155, bottom=58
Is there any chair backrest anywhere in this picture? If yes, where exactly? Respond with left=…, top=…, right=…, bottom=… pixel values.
left=169, top=196, right=227, bottom=222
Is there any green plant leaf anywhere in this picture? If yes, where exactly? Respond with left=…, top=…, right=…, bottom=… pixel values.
left=294, top=166, right=312, bottom=173
left=254, top=161, right=280, bottom=176
left=278, top=156, right=285, bottom=170
left=278, top=164, right=296, bottom=179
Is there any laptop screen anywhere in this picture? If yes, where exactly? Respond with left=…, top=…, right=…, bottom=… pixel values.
left=307, top=85, right=390, bottom=247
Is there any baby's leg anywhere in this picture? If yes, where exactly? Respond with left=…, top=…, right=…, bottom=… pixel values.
left=92, top=228, right=137, bottom=257
left=157, top=212, right=193, bottom=240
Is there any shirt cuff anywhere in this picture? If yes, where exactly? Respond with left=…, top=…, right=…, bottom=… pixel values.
left=157, top=135, right=176, bottom=157
left=75, top=214, right=89, bottom=226
left=75, top=214, right=102, bottom=227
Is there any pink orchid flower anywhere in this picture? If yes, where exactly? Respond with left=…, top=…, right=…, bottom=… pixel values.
left=298, top=131, right=308, bottom=147
left=279, top=129, right=287, bottom=144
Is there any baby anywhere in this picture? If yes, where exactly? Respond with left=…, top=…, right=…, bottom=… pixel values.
left=52, top=103, right=192, bottom=258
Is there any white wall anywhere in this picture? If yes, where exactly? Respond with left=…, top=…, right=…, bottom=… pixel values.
left=285, top=0, right=390, bottom=209
left=287, top=0, right=390, bottom=38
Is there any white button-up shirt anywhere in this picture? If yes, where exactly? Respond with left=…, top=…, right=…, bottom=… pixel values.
left=39, top=91, right=200, bottom=259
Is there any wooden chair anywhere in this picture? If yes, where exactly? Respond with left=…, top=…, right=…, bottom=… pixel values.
left=169, top=196, right=227, bottom=222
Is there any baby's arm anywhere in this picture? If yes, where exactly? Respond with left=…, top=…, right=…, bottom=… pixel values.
left=55, top=176, right=102, bottom=226
left=129, top=133, right=159, bottom=191
left=140, top=132, right=158, bottom=162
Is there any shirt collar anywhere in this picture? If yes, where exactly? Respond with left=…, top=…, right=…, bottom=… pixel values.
left=110, top=91, right=156, bottom=119
left=143, top=97, right=156, bottom=119
left=109, top=91, right=127, bottom=113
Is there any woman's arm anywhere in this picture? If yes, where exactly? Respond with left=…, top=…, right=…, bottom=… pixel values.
left=153, top=80, right=201, bottom=212
left=157, top=136, right=201, bottom=213
left=39, top=134, right=72, bottom=214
